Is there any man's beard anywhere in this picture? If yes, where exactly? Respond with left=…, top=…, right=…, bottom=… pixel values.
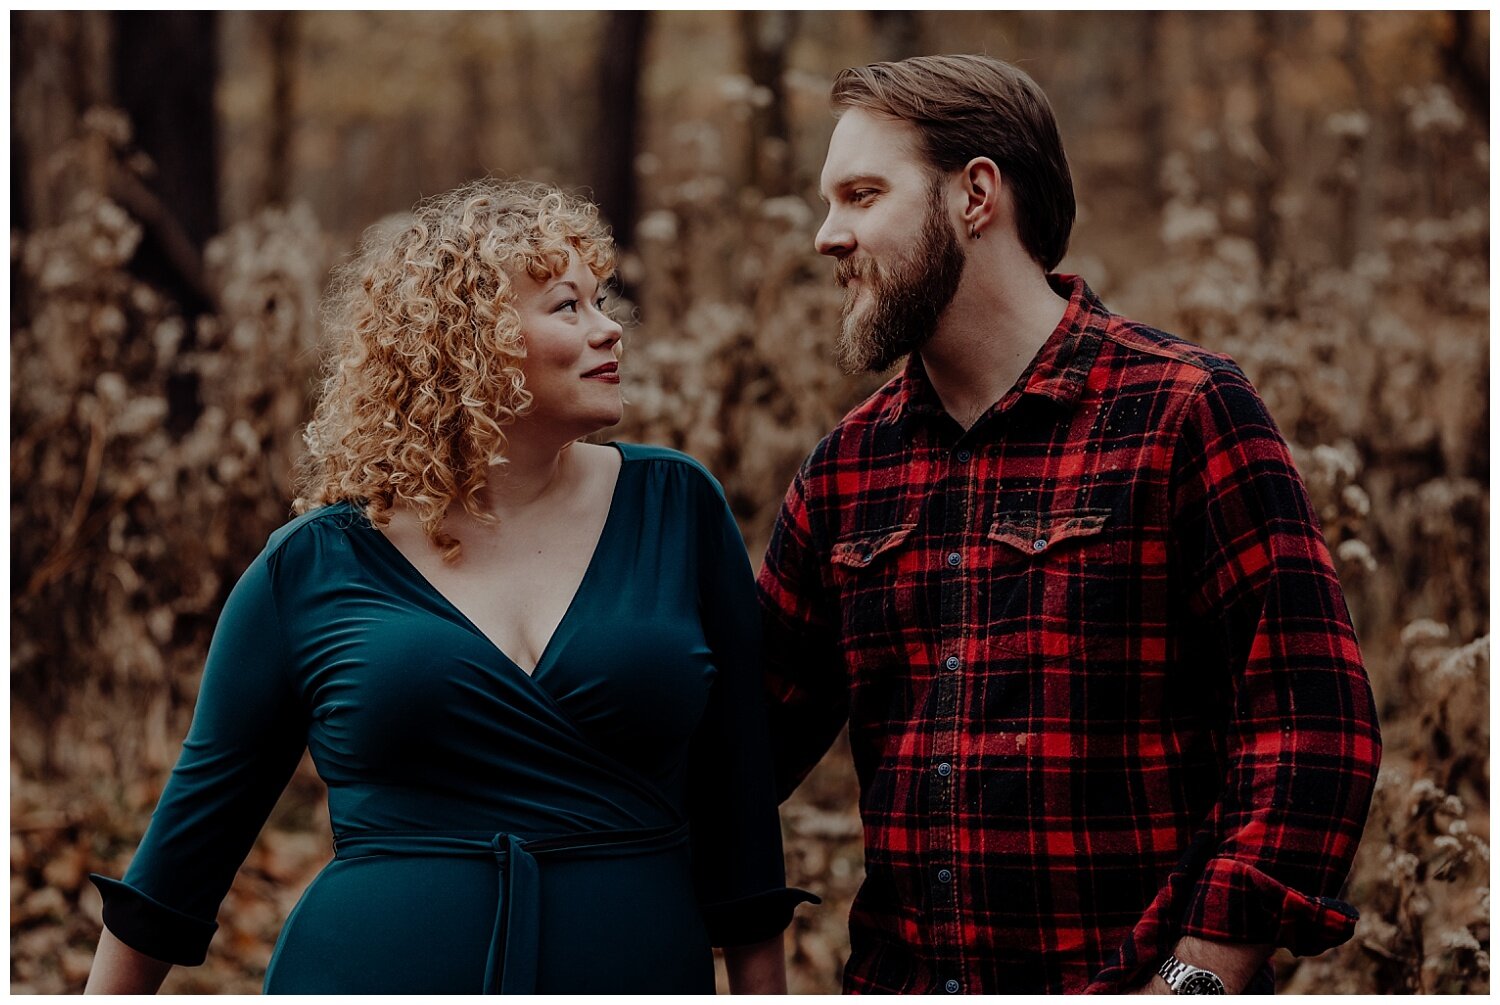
left=834, top=181, right=967, bottom=374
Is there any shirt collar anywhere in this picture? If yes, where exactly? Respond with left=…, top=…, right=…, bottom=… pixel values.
left=884, top=274, right=1108, bottom=431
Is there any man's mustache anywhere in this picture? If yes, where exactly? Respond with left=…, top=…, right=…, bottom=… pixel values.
left=835, top=259, right=872, bottom=289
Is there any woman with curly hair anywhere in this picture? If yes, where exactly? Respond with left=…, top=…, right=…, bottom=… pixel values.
left=85, top=179, right=815, bottom=994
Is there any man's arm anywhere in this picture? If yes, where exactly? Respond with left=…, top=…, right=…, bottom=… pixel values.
left=1128, top=936, right=1271, bottom=994
left=1159, top=362, right=1382, bottom=973
left=757, top=464, right=849, bottom=802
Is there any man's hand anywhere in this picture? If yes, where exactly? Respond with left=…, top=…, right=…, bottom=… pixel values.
left=1127, top=974, right=1172, bottom=994
left=1127, top=935, right=1273, bottom=994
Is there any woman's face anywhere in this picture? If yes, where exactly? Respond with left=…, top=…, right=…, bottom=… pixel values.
left=510, top=249, right=624, bottom=439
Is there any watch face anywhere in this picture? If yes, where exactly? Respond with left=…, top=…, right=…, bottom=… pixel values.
left=1178, top=971, right=1226, bottom=994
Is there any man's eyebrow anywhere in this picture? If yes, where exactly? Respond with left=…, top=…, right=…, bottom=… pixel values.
left=823, top=174, right=889, bottom=201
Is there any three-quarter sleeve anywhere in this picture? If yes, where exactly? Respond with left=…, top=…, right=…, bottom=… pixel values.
left=685, top=475, right=819, bottom=947
left=89, top=549, right=309, bottom=965
left=1167, top=364, right=1381, bottom=956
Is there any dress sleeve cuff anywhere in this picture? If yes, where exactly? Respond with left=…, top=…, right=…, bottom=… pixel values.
left=89, top=873, right=217, bottom=966
left=1179, top=857, right=1359, bottom=957
left=700, top=886, right=821, bottom=948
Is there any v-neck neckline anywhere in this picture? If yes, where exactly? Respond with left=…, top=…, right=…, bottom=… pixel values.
left=364, top=442, right=629, bottom=680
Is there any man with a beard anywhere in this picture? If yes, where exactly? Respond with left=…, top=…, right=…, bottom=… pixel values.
left=757, top=55, right=1380, bottom=994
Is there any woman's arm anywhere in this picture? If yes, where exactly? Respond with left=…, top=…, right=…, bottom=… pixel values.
left=682, top=466, right=817, bottom=974
left=86, top=548, right=309, bottom=983
left=723, top=933, right=788, bottom=995
left=84, top=928, right=172, bottom=994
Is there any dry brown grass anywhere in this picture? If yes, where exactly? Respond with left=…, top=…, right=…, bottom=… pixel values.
left=11, top=67, right=1487, bottom=993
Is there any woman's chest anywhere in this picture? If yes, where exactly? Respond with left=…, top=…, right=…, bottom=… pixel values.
left=285, top=557, right=717, bottom=780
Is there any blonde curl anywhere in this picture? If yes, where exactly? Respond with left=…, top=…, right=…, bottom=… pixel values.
left=293, top=178, right=616, bottom=561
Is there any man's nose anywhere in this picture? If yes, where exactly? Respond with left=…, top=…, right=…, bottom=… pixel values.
left=815, top=211, right=854, bottom=258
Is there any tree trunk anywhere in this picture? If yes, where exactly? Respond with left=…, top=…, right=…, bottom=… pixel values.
left=1139, top=12, right=1168, bottom=210
left=869, top=11, right=922, bottom=62
left=1250, top=11, right=1283, bottom=272
left=111, top=12, right=220, bottom=315
left=112, top=12, right=220, bottom=249
left=1336, top=12, right=1376, bottom=270
left=263, top=11, right=297, bottom=207
left=11, top=12, right=114, bottom=233
left=739, top=10, right=797, bottom=197
left=590, top=11, right=648, bottom=250
left=1441, top=10, right=1488, bottom=119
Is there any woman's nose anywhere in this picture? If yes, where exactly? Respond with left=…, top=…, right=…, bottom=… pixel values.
left=590, top=312, right=623, bottom=349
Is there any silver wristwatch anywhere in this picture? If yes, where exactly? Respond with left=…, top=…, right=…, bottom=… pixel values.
left=1158, top=955, right=1226, bottom=994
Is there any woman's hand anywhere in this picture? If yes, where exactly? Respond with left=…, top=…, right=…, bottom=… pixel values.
left=723, top=932, right=788, bottom=994
left=84, top=927, right=173, bottom=994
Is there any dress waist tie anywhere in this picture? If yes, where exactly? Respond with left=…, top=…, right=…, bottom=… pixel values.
left=333, top=822, right=692, bottom=994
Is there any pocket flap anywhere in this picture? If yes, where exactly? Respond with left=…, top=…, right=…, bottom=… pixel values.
left=987, top=509, right=1109, bottom=555
left=831, top=524, right=916, bottom=569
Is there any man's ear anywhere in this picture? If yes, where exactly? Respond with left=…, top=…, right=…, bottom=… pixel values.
left=960, top=157, right=1003, bottom=239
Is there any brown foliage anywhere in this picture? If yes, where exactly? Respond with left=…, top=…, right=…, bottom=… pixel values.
left=10, top=12, right=1489, bottom=993
left=11, top=110, right=330, bottom=993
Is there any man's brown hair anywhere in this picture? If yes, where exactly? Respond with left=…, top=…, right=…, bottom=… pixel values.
left=831, top=54, right=1075, bottom=273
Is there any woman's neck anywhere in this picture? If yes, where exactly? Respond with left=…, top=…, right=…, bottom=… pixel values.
left=484, top=427, right=574, bottom=512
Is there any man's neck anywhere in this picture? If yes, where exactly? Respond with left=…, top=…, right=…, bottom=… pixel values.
left=918, top=261, right=1069, bottom=431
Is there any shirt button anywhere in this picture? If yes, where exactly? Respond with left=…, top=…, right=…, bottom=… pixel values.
left=937, top=761, right=952, bottom=777
left=944, top=655, right=960, bottom=671
left=945, top=979, right=961, bottom=994
left=937, top=868, right=953, bottom=883
left=956, top=449, right=972, bottom=462
left=946, top=551, right=961, bottom=567
left=1032, top=537, right=1047, bottom=551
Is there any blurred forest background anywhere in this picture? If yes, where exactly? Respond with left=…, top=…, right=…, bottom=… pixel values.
left=9, top=10, right=1489, bottom=994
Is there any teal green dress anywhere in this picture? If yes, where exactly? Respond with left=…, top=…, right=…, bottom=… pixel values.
left=90, top=443, right=815, bottom=993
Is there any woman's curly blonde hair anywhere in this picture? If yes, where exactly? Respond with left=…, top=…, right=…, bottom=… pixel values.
left=293, top=178, right=616, bottom=560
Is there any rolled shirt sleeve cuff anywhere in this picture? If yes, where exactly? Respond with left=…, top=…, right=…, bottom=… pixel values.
left=89, top=873, right=218, bottom=966
left=1179, top=857, right=1359, bottom=957
left=700, top=886, right=821, bottom=948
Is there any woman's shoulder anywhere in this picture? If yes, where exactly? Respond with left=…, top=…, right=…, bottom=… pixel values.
left=613, top=441, right=725, bottom=498
left=262, top=499, right=367, bottom=563
left=212, top=502, right=367, bottom=630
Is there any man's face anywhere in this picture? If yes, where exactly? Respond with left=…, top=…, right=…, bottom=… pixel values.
left=815, top=108, right=967, bottom=374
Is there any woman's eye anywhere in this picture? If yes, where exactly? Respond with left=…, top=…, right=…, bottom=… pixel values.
left=556, top=300, right=578, bottom=313
left=594, top=296, right=608, bottom=312
left=852, top=189, right=877, bottom=204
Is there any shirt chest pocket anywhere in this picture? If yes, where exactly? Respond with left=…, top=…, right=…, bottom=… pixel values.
left=830, top=523, right=916, bottom=642
left=984, top=507, right=1121, bottom=660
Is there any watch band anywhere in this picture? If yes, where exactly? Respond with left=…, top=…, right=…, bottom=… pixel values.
left=1158, top=955, right=1226, bottom=994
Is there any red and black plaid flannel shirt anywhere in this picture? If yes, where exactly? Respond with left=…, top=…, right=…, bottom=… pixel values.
left=758, top=275, right=1381, bottom=994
